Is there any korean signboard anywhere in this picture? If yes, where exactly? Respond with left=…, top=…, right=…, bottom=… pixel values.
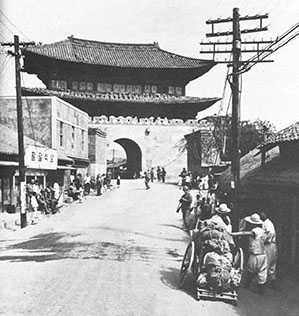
left=25, top=145, right=58, bottom=170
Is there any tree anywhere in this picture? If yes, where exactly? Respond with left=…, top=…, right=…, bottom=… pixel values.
left=220, top=118, right=276, bottom=160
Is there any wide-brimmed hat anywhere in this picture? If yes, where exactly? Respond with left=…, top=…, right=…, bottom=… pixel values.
left=215, top=203, right=231, bottom=214
left=245, top=213, right=263, bottom=225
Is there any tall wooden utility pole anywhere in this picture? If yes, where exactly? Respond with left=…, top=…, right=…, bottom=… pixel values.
left=2, top=35, right=35, bottom=228
left=231, top=8, right=241, bottom=208
left=201, top=8, right=272, bottom=222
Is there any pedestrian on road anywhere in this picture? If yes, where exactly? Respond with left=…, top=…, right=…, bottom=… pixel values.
left=156, top=166, right=161, bottom=182
left=144, top=171, right=150, bottom=190
left=150, top=168, right=154, bottom=182
left=260, top=211, right=278, bottom=286
left=176, top=186, right=192, bottom=230
left=96, top=174, right=102, bottom=196
left=161, top=167, right=166, bottom=183
left=233, top=213, right=267, bottom=295
left=116, top=175, right=121, bottom=188
left=209, top=203, right=232, bottom=233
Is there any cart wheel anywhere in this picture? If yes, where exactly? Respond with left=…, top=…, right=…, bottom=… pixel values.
left=179, top=241, right=195, bottom=288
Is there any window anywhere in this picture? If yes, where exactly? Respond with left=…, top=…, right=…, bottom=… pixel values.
left=71, top=126, right=75, bottom=150
left=106, top=84, right=112, bottom=92
left=175, top=86, right=182, bottom=96
left=151, top=85, right=157, bottom=93
left=59, top=122, right=63, bottom=147
left=86, top=82, right=93, bottom=91
left=51, top=80, right=58, bottom=89
left=79, top=82, right=86, bottom=91
left=59, top=80, right=67, bottom=90
left=168, top=86, right=174, bottom=94
left=113, top=84, right=119, bottom=92
left=97, top=83, right=105, bottom=92
left=81, top=130, right=85, bottom=151
left=72, top=81, right=78, bottom=90
left=144, top=85, right=151, bottom=93
left=134, top=85, right=141, bottom=93
left=119, top=84, right=126, bottom=93
left=126, top=85, right=133, bottom=92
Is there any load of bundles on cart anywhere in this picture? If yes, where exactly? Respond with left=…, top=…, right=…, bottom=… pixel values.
left=180, top=220, right=243, bottom=304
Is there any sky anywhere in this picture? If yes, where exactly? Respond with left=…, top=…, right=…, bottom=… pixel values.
left=0, top=0, right=299, bottom=131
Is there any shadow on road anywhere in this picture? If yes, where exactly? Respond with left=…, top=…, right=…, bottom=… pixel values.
left=0, top=232, right=155, bottom=263
left=160, top=266, right=197, bottom=300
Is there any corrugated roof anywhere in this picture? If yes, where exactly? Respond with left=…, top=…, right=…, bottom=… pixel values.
left=23, top=36, right=215, bottom=69
left=218, top=147, right=280, bottom=194
left=260, top=121, right=299, bottom=150
left=22, top=87, right=220, bottom=105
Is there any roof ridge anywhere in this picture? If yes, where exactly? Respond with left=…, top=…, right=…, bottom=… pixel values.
left=68, top=36, right=157, bottom=49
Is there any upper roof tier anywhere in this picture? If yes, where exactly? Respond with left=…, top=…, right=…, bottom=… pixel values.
left=22, top=36, right=216, bottom=69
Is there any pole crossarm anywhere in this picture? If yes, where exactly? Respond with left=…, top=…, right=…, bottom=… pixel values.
left=206, top=27, right=268, bottom=37
left=1, top=41, right=35, bottom=47
left=206, top=13, right=268, bottom=24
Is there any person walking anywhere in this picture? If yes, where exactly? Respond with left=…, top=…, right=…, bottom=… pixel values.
left=260, top=211, right=278, bottom=286
left=176, top=186, right=193, bottom=230
left=144, top=171, right=150, bottom=190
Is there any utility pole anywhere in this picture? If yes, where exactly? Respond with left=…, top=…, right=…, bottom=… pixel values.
left=231, top=8, right=241, bottom=210
left=2, top=35, right=35, bottom=228
left=201, top=8, right=272, bottom=223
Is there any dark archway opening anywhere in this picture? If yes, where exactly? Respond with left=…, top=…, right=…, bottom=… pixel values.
left=114, top=138, right=142, bottom=179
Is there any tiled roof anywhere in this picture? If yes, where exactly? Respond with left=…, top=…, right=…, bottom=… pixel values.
left=22, top=87, right=220, bottom=105
left=22, top=36, right=215, bottom=69
left=0, top=124, right=47, bottom=155
left=260, top=121, right=299, bottom=150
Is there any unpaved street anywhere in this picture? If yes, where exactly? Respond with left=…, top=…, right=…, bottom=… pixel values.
left=0, top=180, right=298, bottom=316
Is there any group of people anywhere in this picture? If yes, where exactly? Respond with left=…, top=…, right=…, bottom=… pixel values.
left=67, top=172, right=121, bottom=200
left=26, top=179, right=61, bottom=225
left=95, top=172, right=121, bottom=196
left=178, top=168, right=218, bottom=194
left=176, top=184, right=277, bottom=295
left=143, top=166, right=167, bottom=190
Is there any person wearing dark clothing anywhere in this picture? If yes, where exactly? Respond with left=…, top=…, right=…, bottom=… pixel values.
left=150, top=168, right=154, bottom=182
left=180, top=168, right=187, bottom=186
left=161, top=167, right=166, bottom=183
left=177, top=186, right=193, bottom=229
left=144, top=171, right=150, bottom=189
left=96, top=174, right=102, bottom=196
left=156, top=167, right=161, bottom=182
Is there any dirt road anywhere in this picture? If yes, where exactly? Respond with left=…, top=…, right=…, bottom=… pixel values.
left=0, top=180, right=298, bottom=316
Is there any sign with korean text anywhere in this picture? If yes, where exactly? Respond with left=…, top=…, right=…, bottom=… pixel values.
left=25, top=145, right=58, bottom=170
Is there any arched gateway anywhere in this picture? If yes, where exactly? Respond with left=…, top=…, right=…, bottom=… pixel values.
left=114, top=138, right=142, bottom=178
left=21, top=36, right=220, bottom=178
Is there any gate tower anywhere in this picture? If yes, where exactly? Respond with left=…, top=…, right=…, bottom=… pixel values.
left=21, top=36, right=219, bottom=177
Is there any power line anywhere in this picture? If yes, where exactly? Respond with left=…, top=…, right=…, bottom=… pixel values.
left=0, top=19, right=15, bottom=36
left=0, top=9, right=31, bottom=41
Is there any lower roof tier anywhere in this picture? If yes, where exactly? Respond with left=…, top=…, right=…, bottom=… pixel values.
left=22, top=87, right=220, bottom=120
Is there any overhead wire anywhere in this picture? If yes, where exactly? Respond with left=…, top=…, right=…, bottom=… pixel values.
left=0, top=9, right=31, bottom=41
left=239, top=22, right=299, bottom=74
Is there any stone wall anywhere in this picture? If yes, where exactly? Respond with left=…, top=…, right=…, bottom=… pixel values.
left=89, top=115, right=212, bottom=179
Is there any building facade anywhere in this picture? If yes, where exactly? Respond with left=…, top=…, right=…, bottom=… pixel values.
left=0, top=96, right=91, bottom=199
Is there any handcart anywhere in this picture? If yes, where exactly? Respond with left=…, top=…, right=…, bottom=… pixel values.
left=179, top=223, right=244, bottom=306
